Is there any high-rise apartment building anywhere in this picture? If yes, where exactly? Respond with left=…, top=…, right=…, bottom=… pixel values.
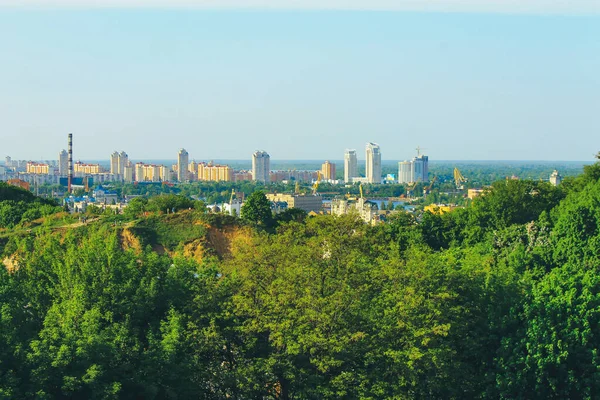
left=177, top=148, right=189, bottom=182
left=110, top=151, right=119, bottom=175
left=398, top=154, right=429, bottom=184
left=110, top=151, right=129, bottom=180
left=73, top=162, right=101, bottom=176
left=344, top=149, right=357, bottom=183
left=119, top=151, right=128, bottom=176
left=197, top=162, right=233, bottom=182
left=58, top=150, right=68, bottom=176
left=134, top=162, right=170, bottom=182
left=398, top=161, right=412, bottom=184
left=188, top=161, right=198, bottom=181
left=412, top=155, right=428, bottom=183
left=321, top=161, right=336, bottom=180
left=26, top=162, right=51, bottom=175
left=123, top=162, right=134, bottom=183
left=252, top=151, right=270, bottom=183
left=365, top=143, right=381, bottom=184
left=134, top=163, right=145, bottom=182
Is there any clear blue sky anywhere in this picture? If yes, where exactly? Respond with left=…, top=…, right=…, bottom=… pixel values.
left=1, top=7, right=598, bottom=161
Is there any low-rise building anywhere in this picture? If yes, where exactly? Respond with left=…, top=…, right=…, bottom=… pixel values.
left=234, top=171, right=253, bottom=182
left=468, top=188, right=485, bottom=199
left=265, top=193, right=323, bottom=213
left=223, top=200, right=243, bottom=216
left=331, top=197, right=377, bottom=224
left=7, top=179, right=30, bottom=191
left=269, top=170, right=318, bottom=183
left=93, top=186, right=119, bottom=205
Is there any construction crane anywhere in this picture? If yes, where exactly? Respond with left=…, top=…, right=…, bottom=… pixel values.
left=415, top=146, right=427, bottom=156
left=405, top=182, right=417, bottom=198
left=312, top=171, right=322, bottom=195
left=359, top=183, right=364, bottom=199
left=229, top=188, right=235, bottom=204
left=423, top=175, right=437, bottom=196
left=453, top=168, right=467, bottom=190
left=295, top=181, right=300, bottom=194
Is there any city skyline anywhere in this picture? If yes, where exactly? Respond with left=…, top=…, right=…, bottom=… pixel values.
left=0, top=7, right=598, bottom=161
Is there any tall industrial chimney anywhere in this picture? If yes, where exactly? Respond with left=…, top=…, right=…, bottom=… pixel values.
left=68, top=133, right=73, bottom=193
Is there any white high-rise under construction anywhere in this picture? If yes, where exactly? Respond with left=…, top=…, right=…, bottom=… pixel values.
left=398, top=153, right=429, bottom=184
left=365, top=142, right=381, bottom=184
left=252, top=150, right=270, bottom=183
left=177, top=148, right=189, bottom=182
left=344, top=149, right=357, bottom=183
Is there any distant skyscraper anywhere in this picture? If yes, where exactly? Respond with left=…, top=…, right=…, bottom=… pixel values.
left=321, top=161, right=336, bottom=180
left=252, top=150, right=270, bottom=183
left=123, top=162, right=133, bottom=183
left=118, top=151, right=128, bottom=176
left=58, top=150, right=68, bottom=176
left=135, top=163, right=145, bottom=182
left=177, top=148, right=189, bottom=182
left=365, top=142, right=381, bottom=184
left=398, top=161, right=413, bottom=184
left=344, top=150, right=357, bottom=183
left=412, top=155, right=429, bottom=182
left=398, top=153, right=429, bottom=184
left=110, top=151, right=119, bottom=175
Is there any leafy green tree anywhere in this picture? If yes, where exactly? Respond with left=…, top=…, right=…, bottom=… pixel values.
left=241, top=190, right=273, bottom=228
left=148, top=194, right=195, bottom=214
left=274, top=207, right=307, bottom=225
left=497, top=263, right=600, bottom=399
left=122, top=197, right=148, bottom=219
left=0, top=182, right=36, bottom=202
left=86, top=204, right=103, bottom=216
left=551, top=180, right=600, bottom=266
left=0, top=201, right=26, bottom=228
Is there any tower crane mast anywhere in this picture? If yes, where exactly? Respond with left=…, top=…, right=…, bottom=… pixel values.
left=453, top=168, right=467, bottom=190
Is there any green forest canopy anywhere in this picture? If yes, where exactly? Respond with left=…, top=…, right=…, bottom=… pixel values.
left=1, top=158, right=600, bottom=398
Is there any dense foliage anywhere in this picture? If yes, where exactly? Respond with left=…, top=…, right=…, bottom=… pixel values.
left=0, top=158, right=599, bottom=399
left=0, top=183, right=61, bottom=229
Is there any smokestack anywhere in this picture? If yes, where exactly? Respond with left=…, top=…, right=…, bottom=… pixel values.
left=68, top=133, right=73, bottom=193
